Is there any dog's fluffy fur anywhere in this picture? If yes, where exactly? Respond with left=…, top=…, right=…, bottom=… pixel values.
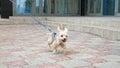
left=48, top=26, right=68, bottom=54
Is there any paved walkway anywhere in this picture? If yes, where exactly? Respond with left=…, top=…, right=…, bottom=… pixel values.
left=0, top=25, right=120, bottom=68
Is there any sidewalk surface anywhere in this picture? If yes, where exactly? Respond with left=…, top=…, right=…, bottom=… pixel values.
left=0, top=25, right=120, bottom=68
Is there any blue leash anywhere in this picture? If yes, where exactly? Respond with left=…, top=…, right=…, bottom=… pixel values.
left=9, top=0, right=57, bottom=38
left=31, top=16, right=57, bottom=38
left=9, top=0, right=16, bottom=5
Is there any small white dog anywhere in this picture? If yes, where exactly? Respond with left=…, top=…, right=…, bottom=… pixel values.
left=48, top=26, right=68, bottom=54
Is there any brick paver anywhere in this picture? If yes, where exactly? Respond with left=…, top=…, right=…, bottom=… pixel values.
left=0, top=25, right=120, bottom=68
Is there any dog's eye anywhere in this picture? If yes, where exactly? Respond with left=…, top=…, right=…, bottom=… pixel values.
left=66, top=35, right=68, bottom=37
left=61, top=35, right=63, bottom=37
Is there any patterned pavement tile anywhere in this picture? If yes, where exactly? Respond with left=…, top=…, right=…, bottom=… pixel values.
left=89, top=51, right=109, bottom=57
left=0, top=63, right=7, bottom=68
left=94, top=62, right=120, bottom=68
left=58, top=59, right=91, bottom=68
left=0, top=25, right=120, bottom=68
left=0, top=56, right=23, bottom=64
left=101, top=40, right=114, bottom=46
left=3, top=60, right=28, bottom=68
left=69, top=54, right=94, bottom=60
left=23, top=64, right=39, bottom=68
left=8, top=48, right=25, bottom=52
left=100, top=55, right=120, bottom=62
left=95, top=47, right=111, bottom=52
left=0, top=53, right=12, bottom=58
left=39, top=63, right=64, bottom=68
left=76, top=66, right=96, bottom=68
left=23, top=53, right=41, bottom=59
left=51, top=55, right=72, bottom=62
left=32, top=49, right=51, bottom=54
left=23, top=57, right=56, bottom=65
left=84, top=57, right=107, bottom=64
left=80, top=48, right=98, bottom=54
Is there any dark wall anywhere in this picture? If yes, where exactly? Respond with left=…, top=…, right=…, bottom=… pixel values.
left=81, top=0, right=88, bottom=16
left=0, top=0, right=1, bottom=14
left=77, top=0, right=81, bottom=15
left=1, top=0, right=13, bottom=18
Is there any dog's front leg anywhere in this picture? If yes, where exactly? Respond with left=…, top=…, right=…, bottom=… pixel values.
left=52, top=49, right=57, bottom=53
left=50, top=42, right=58, bottom=53
left=62, top=45, right=67, bottom=55
left=63, top=46, right=66, bottom=49
left=58, top=47, right=66, bottom=55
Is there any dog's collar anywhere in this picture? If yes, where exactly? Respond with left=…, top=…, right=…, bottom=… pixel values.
left=59, top=43, right=62, bottom=46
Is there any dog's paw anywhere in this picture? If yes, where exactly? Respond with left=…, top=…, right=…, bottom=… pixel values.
left=52, top=50, right=57, bottom=54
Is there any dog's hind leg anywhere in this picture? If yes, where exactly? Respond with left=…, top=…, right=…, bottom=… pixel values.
left=47, top=33, right=54, bottom=48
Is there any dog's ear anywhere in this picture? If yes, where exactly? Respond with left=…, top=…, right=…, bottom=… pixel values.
left=64, top=28, right=68, bottom=33
left=57, top=26, right=61, bottom=32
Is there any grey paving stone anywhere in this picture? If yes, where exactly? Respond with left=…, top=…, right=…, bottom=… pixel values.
left=94, top=62, right=120, bottom=68
left=58, top=59, right=91, bottom=68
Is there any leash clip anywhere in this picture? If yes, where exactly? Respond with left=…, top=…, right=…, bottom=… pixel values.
left=53, top=32, right=57, bottom=39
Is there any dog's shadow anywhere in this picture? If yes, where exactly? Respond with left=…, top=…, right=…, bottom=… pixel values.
left=65, top=50, right=79, bottom=55
left=52, top=49, right=80, bottom=56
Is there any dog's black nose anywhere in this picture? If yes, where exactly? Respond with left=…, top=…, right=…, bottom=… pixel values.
left=62, top=38, right=67, bottom=42
left=64, top=38, right=66, bottom=40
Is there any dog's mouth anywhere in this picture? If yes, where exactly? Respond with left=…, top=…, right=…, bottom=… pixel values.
left=62, top=39, right=67, bottom=42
